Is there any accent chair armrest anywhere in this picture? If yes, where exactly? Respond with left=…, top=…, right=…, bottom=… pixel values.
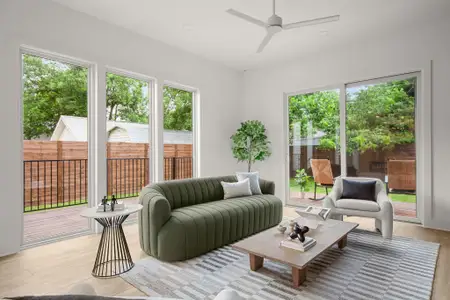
left=323, top=188, right=339, bottom=207
left=376, top=189, right=393, bottom=214
left=259, top=179, right=275, bottom=195
left=139, top=189, right=172, bottom=257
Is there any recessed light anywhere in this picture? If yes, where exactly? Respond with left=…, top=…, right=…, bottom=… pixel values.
left=320, top=30, right=329, bottom=36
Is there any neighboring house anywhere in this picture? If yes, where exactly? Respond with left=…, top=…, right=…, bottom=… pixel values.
left=50, top=116, right=192, bottom=144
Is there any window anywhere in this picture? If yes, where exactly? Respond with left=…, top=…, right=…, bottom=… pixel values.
left=163, top=85, right=194, bottom=180
left=105, top=72, right=151, bottom=218
left=346, top=77, right=417, bottom=218
left=22, top=52, right=90, bottom=244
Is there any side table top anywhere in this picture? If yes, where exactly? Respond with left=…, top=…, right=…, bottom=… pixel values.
left=80, top=203, right=143, bottom=219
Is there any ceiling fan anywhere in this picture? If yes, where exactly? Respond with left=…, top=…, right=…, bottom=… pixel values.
left=226, top=0, right=340, bottom=53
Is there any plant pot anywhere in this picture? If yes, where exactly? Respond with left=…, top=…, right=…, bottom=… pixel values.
left=300, top=191, right=305, bottom=199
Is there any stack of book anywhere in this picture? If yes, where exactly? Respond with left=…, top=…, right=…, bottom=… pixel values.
left=280, top=237, right=317, bottom=252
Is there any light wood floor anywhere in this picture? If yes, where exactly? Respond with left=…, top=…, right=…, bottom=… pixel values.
left=1, top=207, right=449, bottom=299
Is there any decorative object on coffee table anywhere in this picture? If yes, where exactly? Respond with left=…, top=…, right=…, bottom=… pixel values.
left=277, top=224, right=287, bottom=234
left=295, top=206, right=331, bottom=229
left=289, top=223, right=309, bottom=243
left=232, top=219, right=358, bottom=287
left=80, top=203, right=143, bottom=278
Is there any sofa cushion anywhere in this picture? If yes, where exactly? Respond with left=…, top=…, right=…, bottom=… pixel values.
left=236, top=172, right=262, bottom=195
left=221, top=178, right=252, bottom=199
left=335, top=198, right=380, bottom=212
left=157, top=195, right=283, bottom=261
left=341, top=179, right=377, bottom=201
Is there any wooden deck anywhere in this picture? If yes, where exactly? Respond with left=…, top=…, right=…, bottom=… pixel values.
left=288, top=191, right=416, bottom=218
left=23, top=197, right=139, bottom=245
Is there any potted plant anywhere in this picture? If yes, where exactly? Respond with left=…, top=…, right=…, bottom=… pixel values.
left=294, top=168, right=311, bottom=199
left=231, top=120, right=271, bottom=172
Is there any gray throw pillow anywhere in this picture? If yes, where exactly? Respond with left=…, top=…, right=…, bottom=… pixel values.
left=236, top=171, right=262, bottom=195
left=221, top=178, right=252, bottom=199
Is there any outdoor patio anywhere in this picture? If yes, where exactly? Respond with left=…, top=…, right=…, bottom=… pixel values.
left=288, top=190, right=416, bottom=218
left=23, top=197, right=139, bottom=245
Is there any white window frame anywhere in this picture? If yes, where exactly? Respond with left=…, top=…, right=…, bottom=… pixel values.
left=162, top=81, right=200, bottom=179
left=284, top=71, right=430, bottom=224
left=19, top=45, right=96, bottom=247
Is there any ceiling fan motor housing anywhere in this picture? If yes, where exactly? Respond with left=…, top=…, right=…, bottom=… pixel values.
left=268, top=14, right=282, bottom=27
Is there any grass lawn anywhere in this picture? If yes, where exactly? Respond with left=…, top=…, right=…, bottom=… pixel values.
left=289, top=178, right=416, bottom=203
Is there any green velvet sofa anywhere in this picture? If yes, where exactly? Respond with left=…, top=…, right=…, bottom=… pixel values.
left=138, top=175, right=283, bottom=261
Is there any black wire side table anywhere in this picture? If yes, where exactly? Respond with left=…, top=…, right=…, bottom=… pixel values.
left=80, top=204, right=143, bottom=278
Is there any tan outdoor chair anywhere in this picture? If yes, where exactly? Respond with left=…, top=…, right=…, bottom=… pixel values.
left=310, top=158, right=334, bottom=200
left=387, top=159, right=416, bottom=192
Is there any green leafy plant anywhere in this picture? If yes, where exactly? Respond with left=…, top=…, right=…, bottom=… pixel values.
left=294, top=169, right=311, bottom=191
left=231, top=120, right=271, bottom=172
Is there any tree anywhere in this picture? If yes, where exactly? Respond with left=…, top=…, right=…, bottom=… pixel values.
left=24, top=55, right=192, bottom=140
left=288, top=79, right=416, bottom=153
left=163, top=86, right=192, bottom=131
left=23, top=55, right=88, bottom=139
left=230, top=120, right=271, bottom=172
left=288, top=90, right=339, bottom=149
left=346, top=80, right=415, bottom=152
left=106, top=73, right=148, bottom=124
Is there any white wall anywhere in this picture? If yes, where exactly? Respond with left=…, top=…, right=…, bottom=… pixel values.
left=243, top=19, right=450, bottom=231
left=0, top=0, right=244, bottom=256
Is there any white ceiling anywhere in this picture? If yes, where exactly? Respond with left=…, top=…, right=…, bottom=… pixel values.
left=52, top=0, right=450, bottom=71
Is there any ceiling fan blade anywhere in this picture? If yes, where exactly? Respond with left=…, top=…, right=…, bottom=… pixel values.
left=257, top=31, right=275, bottom=53
left=226, top=9, right=267, bottom=28
left=283, top=15, right=340, bottom=30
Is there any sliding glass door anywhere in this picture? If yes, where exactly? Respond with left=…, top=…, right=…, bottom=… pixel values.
left=287, top=89, right=340, bottom=207
left=346, top=76, right=418, bottom=219
left=287, top=73, right=420, bottom=222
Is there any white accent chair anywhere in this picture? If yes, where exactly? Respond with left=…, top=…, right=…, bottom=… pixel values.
left=323, top=177, right=393, bottom=239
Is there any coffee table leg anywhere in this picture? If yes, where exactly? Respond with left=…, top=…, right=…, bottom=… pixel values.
left=249, top=254, right=264, bottom=271
left=292, top=267, right=307, bottom=287
left=338, top=235, right=348, bottom=249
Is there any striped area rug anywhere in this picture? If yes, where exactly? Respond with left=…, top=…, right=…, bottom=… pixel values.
left=121, top=229, right=439, bottom=300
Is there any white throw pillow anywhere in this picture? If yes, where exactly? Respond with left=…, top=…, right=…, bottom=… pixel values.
left=236, top=171, right=262, bottom=195
left=221, top=178, right=252, bottom=199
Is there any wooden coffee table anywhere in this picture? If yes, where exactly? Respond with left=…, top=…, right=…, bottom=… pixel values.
left=232, top=219, right=358, bottom=287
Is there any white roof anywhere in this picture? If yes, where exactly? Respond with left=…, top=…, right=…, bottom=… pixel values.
left=50, top=116, right=192, bottom=144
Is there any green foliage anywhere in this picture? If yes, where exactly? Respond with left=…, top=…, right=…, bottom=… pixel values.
left=289, top=90, right=339, bottom=150
left=22, top=54, right=192, bottom=140
left=163, top=86, right=192, bottom=131
left=230, top=120, right=271, bottom=172
left=106, top=73, right=148, bottom=124
left=23, top=55, right=88, bottom=139
left=289, top=79, right=416, bottom=153
left=294, top=169, right=311, bottom=191
left=346, top=80, right=415, bottom=152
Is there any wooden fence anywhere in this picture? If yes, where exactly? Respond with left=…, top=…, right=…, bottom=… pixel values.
left=23, top=141, right=192, bottom=211
left=289, top=144, right=416, bottom=178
